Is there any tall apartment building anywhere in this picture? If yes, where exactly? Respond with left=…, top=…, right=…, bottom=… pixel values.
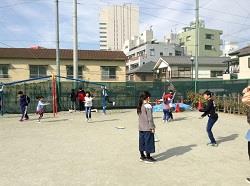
left=178, top=20, right=223, bottom=57
left=99, top=4, right=139, bottom=51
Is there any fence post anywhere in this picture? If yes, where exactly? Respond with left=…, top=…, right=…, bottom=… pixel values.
left=237, top=93, right=240, bottom=115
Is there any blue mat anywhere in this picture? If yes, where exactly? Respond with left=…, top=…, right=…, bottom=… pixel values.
left=153, top=103, right=192, bottom=112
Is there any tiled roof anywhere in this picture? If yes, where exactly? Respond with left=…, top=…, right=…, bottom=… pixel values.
left=127, top=61, right=156, bottom=74
left=160, top=56, right=229, bottom=66
left=0, top=48, right=126, bottom=61
left=229, top=46, right=250, bottom=57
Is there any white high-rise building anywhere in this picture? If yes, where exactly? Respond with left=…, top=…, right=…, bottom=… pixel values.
left=99, top=4, right=139, bottom=51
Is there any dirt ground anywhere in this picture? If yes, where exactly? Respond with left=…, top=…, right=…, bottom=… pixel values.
left=0, top=109, right=249, bottom=186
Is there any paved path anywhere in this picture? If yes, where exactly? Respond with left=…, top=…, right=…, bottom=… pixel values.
left=0, top=110, right=249, bottom=186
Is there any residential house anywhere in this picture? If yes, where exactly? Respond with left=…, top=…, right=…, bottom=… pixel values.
left=0, top=48, right=126, bottom=83
left=127, top=56, right=229, bottom=81
left=154, top=56, right=229, bottom=81
left=126, top=61, right=155, bottom=81
left=223, top=45, right=250, bottom=80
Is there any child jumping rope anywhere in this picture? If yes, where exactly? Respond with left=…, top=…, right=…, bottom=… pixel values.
left=137, top=91, right=156, bottom=163
left=199, top=90, right=219, bottom=147
left=84, top=91, right=93, bottom=122
left=36, top=96, right=49, bottom=123
left=162, top=92, right=171, bottom=123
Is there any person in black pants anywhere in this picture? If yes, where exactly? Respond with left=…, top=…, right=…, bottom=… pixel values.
left=199, top=90, right=218, bottom=147
left=18, top=91, right=30, bottom=122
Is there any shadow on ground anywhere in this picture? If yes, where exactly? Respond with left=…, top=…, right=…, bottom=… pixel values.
left=172, top=117, right=188, bottom=122
left=90, top=119, right=120, bottom=123
left=46, top=119, right=69, bottom=122
left=217, top=134, right=239, bottom=144
left=154, top=144, right=197, bottom=161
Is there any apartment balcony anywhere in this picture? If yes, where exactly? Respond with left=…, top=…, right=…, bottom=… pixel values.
left=126, top=55, right=147, bottom=65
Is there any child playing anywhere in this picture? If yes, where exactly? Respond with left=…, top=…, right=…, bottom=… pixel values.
left=137, top=91, right=156, bottom=163
left=162, top=92, right=171, bottom=123
left=36, top=96, right=49, bottom=123
left=101, top=86, right=115, bottom=114
left=18, top=91, right=30, bottom=122
left=168, top=90, right=175, bottom=121
left=84, top=91, right=93, bottom=122
left=199, top=90, right=219, bottom=147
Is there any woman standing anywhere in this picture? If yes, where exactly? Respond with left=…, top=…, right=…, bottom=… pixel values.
left=137, top=91, right=156, bottom=163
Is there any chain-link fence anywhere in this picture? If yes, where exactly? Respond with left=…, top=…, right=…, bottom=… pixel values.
left=1, top=78, right=249, bottom=114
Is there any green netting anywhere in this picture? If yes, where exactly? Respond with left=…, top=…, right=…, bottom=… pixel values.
left=1, top=78, right=250, bottom=114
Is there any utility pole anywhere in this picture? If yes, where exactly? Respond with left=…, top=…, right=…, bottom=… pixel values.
left=73, top=0, right=78, bottom=88
left=55, top=0, right=61, bottom=110
left=195, top=0, right=199, bottom=94
left=55, top=0, right=60, bottom=79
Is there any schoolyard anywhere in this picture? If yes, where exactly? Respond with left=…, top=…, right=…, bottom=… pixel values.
left=0, top=109, right=249, bottom=186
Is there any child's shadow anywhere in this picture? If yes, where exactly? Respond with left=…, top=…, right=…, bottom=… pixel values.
left=216, top=134, right=239, bottom=144
left=154, top=144, right=197, bottom=161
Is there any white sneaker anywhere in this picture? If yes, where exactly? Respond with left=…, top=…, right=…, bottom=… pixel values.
left=246, top=178, right=250, bottom=183
left=113, top=102, right=116, bottom=106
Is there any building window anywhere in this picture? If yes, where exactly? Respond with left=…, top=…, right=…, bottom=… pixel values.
left=0, top=64, right=9, bottom=78
left=99, top=23, right=107, bottom=25
left=160, top=52, right=163, bottom=56
left=248, top=58, right=250, bottom=68
left=206, top=34, right=214, bottom=39
left=186, top=36, right=191, bottom=41
left=169, top=53, right=173, bottom=56
left=150, top=49, right=155, bottom=56
left=205, top=45, right=213, bottom=50
left=175, top=50, right=182, bottom=56
left=172, top=67, right=191, bottom=78
left=211, top=71, right=223, bottom=78
left=66, top=65, right=83, bottom=79
left=100, top=36, right=107, bottom=38
left=29, top=65, right=47, bottom=78
left=141, top=75, right=146, bottom=81
left=101, top=66, right=116, bottom=80
left=130, top=63, right=138, bottom=70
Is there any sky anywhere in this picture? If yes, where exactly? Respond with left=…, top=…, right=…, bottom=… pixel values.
left=0, top=0, right=250, bottom=50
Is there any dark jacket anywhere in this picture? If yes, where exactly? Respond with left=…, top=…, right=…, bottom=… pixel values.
left=199, top=99, right=218, bottom=118
left=70, top=92, right=76, bottom=102
left=19, top=95, right=29, bottom=108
